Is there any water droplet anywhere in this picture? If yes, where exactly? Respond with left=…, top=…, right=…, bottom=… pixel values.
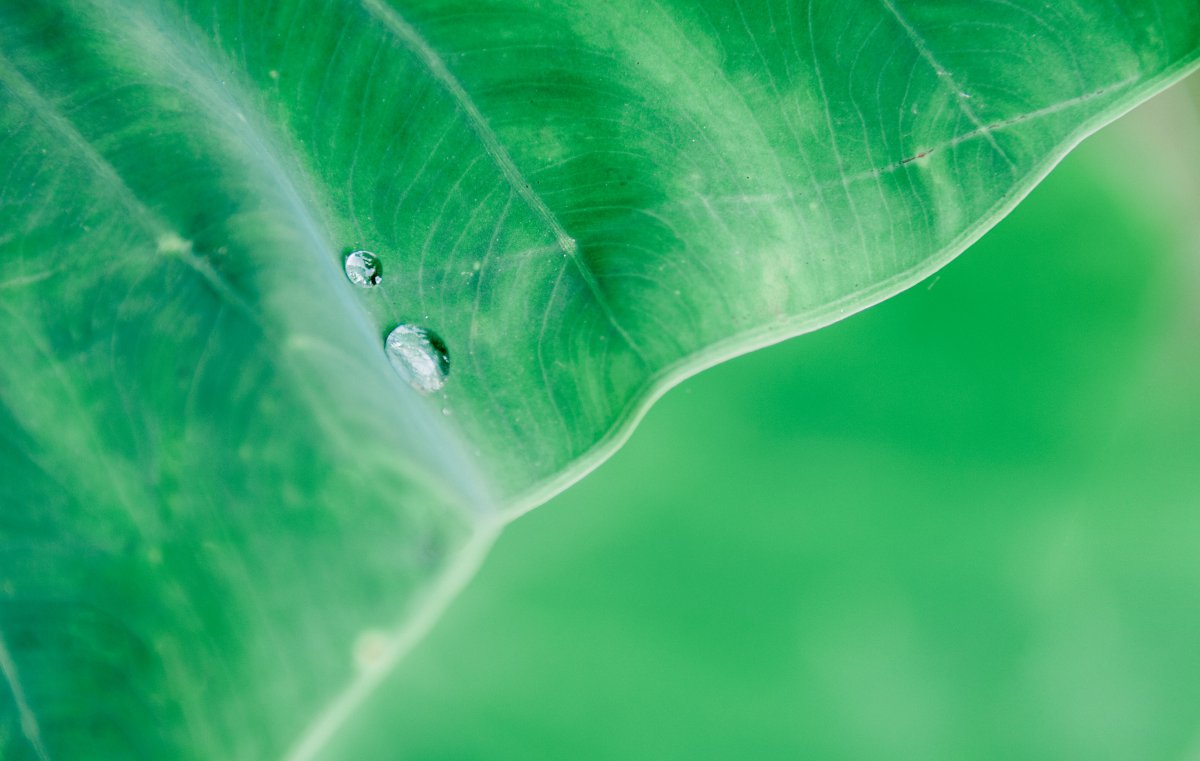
left=344, top=250, right=382, bottom=287
left=384, top=324, right=450, bottom=393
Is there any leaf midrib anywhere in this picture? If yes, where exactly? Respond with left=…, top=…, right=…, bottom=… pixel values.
left=3, top=8, right=502, bottom=757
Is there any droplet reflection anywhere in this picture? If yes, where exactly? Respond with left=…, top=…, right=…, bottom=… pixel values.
left=344, top=250, right=382, bottom=287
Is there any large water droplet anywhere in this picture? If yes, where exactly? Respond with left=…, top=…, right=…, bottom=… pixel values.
left=344, top=250, right=382, bottom=287
left=385, top=324, right=450, bottom=393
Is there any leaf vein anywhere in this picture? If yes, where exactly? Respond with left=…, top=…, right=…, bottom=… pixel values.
left=878, top=0, right=1018, bottom=170
left=0, top=633, right=52, bottom=761
left=357, top=0, right=646, bottom=361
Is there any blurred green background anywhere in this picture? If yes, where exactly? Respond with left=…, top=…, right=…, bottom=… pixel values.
left=330, top=78, right=1200, bottom=760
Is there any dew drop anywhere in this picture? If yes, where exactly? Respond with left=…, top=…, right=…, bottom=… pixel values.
left=344, top=250, right=382, bottom=287
left=385, top=324, right=450, bottom=394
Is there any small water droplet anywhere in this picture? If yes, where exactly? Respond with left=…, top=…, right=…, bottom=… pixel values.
left=385, top=324, right=450, bottom=393
left=344, top=250, right=382, bottom=287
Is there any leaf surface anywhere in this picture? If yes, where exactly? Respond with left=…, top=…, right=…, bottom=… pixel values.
left=0, top=1, right=1197, bottom=758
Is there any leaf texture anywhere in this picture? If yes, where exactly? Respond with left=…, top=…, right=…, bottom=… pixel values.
left=1, top=1, right=1198, bottom=758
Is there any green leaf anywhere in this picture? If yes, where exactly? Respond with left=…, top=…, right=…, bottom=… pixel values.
left=345, top=83, right=1200, bottom=759
left=0, top=1, right=1197, bottom=759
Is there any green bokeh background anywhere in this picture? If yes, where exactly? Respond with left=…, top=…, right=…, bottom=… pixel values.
left=333, top=79, right=1200, bottom=760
